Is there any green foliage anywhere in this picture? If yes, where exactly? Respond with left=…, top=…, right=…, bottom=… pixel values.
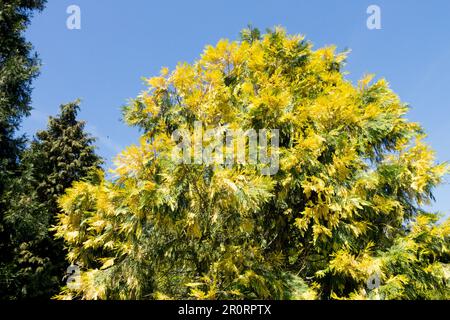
left=54, top=27, right=449, bottom=300
left=0, top=0, right=46, bottom=179
left=0, top=0, right=46, bottom=297
left=1, top=101, right=102, bottom=299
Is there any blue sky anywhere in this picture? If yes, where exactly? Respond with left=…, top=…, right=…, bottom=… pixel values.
left=23, top=0, right=450, bottom=216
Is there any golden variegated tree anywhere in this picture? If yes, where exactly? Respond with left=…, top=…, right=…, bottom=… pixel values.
left=54, top=27, right=449, bottom=300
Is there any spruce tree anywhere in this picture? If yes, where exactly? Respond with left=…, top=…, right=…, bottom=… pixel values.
left=0, top=0, right=46, bottom=295
left=2, top=101, right=102, bottom=298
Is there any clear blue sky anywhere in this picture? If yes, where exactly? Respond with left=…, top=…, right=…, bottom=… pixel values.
left=22, top=0, right=450, bottom=217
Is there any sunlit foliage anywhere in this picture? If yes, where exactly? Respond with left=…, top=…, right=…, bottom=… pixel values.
left=55, top=27, right=449, bottom=300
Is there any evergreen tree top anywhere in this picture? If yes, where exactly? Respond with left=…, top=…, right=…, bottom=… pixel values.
left=54, top=27, right=449, bottom=300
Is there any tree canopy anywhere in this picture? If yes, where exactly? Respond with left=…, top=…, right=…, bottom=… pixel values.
left=54, top=27, right=449, bottom=300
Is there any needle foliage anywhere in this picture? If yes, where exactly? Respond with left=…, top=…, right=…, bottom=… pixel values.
left=54, top=27, right=449, bottom=300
